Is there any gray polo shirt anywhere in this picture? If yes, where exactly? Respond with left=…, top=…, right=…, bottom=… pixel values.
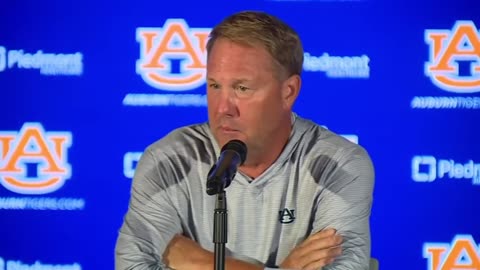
left=116, top=114, right=374, bottom=270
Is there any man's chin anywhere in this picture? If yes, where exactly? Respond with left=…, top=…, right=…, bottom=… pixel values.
left=215, top=134, right=245, bottom=148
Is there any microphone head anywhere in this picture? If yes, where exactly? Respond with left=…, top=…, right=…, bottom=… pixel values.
left=221, top=140, right=247, bottom=165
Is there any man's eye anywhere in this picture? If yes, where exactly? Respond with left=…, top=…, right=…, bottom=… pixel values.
left=237, top=85, right=249, bottom=92
left=234, top=85, right=254, bottom=98
left=209, top=83, right=220, bottom=89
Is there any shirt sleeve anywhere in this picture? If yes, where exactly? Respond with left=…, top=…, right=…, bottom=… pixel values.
left=115, top=147, right=183, bottom=270
left=313, top=145, right=375, bottom=270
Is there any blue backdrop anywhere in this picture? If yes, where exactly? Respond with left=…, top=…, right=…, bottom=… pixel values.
left=1, top=1, right=479, bottom=269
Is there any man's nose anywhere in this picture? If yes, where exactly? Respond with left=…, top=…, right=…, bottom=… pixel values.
left=217, top=89, right=237, bottom=116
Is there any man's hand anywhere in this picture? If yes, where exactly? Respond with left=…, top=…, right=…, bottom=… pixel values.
left=163, top=234, right=213, bottom=270
left=280, top=228, right=343, bottom=270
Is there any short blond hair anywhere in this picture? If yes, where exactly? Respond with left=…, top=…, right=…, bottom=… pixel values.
left=206, top=11, right=304, bottom=78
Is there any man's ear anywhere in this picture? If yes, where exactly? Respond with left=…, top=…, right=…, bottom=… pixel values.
left=282, top=74, right=301, bottom=109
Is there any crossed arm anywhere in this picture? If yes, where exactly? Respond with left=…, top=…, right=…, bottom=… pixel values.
left=163, top=229, right=343, bottom=270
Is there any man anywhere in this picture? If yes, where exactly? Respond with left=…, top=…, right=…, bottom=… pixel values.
left=116, top=11, right=374, bottom=270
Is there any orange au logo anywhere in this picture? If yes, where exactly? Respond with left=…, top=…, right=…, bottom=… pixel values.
left=136, top=19, right=211, bottom=91
left=0, top=123, right=72, bottom=194
left=425, top=21, right=480, bottom=93
left=424, top=235, right=480, bottom=270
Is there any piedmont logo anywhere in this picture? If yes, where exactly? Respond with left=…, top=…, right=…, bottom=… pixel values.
left=0, top=46, right=6, bottom=72
left=412, top=20, right=480, bottom=109
left=0, top=123, right=84, bottom=211
left=123, top=151, right=143, bottom=179
left=123, top=19, right=211, bottom=107
left=0, top=45, right=83, bottom=76
left=424, top=234, right=480, bottom=270
left=412, top=155, right=480, bottom=185
left=303, top=52, right=370, bottom=79
left=0, top=257, right=81, bottom=270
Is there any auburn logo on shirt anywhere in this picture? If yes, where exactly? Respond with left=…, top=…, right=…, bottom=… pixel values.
left=424, top=234, right=480, bottom=270
left=136, top=19, right=211, bottom=91
left=425, top=21, right=480, bottom=93
left=0, top=123, right=72, bottom=194
left=279, top=208, right=296, bottom=224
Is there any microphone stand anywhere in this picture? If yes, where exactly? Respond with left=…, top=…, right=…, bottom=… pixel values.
left=213, top=190, right=227, bottom=270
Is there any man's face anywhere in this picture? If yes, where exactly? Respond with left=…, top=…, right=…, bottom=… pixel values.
left=206, top=38, right=294, bottom=155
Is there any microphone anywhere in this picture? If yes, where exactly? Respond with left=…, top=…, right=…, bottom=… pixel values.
left=206, top=140, right=247, bottom=195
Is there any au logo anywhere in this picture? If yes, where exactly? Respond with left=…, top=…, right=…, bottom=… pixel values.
left=0, top=123, right=72, bottom=194
left=425, top=21, right=480, bottom=93
left=279, top=208, right=295, bottom=224
left=424, top=234, right=480, bottom=270
left=136, top=19, right=211, bottom=91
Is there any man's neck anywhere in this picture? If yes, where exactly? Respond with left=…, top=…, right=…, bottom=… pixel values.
left=239, top=126, right=292, bottom=179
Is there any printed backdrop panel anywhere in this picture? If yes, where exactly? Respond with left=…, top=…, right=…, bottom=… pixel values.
left=1, top=1, right=479, bottom=269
